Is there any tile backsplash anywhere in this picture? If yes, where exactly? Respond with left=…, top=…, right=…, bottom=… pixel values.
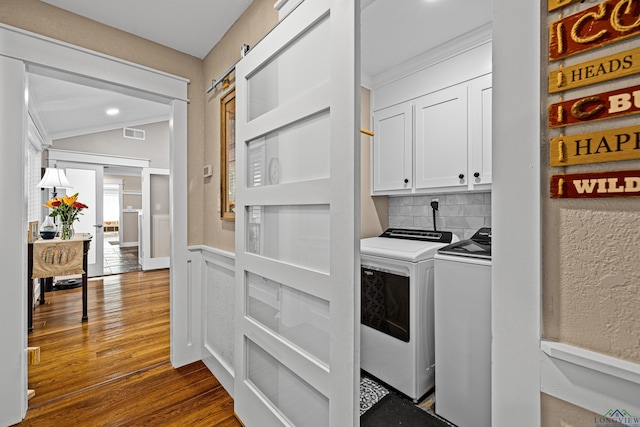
left=388, top=192, right=491, bottom=240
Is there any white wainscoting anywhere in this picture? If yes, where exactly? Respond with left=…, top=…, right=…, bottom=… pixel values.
left=189, top=245, right=236, bottom=397
left=541, top=340, right=640, bottom=417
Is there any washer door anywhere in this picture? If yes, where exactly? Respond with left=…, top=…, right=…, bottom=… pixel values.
left=361, top=267, right=410, bottom=342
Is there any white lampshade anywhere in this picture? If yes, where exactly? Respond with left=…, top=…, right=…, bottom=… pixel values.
left=37, top=167, right=72, bottom=189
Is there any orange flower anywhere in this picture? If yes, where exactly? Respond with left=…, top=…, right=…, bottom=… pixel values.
left=42, top=192, right=88, bottom=224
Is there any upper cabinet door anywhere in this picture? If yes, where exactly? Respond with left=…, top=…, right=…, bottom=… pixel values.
left=234, top=0, right=360, bottom=426
left=372, top=102, right=413, bottom=194
left=469, top=74, right=492, bottom=187
left=414, top=84, right=468, bottom=191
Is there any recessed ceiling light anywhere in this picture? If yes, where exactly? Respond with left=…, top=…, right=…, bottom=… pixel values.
left=106, top=108, right=120, bottom=116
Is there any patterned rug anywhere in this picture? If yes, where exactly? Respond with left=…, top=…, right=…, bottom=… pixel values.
left=360, top=376, right=455, bottom=427
left=359, top=376, right=389, bottom=415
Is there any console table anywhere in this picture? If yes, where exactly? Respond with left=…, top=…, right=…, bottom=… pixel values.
left=28, top=234, right=92, bottom=333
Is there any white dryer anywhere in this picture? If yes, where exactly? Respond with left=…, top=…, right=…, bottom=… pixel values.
left=360, top=228, right=457, bottom=401
left=434, top=227, right=492, bottom=427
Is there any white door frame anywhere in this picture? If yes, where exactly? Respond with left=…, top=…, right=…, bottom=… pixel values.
left=491, top=2, right=541, bottom=426
left=0, top=23, right=194, bottom=425
left=48, top=150, right=152, bottom=276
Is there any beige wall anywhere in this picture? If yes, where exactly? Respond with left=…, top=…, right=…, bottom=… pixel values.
left=542, top=5, right=640, bottom=364
left=541, top=394, right=624, bottom=427
left=360, top=86, right=388, bottom=238
left=3, top=0, right=387, bottom=252
left=201, top=0, right=278, bottom=252
left=53, top=122, right=171, bottom=169
left=201, top=4, right=387, bottom=250
left=541, top=1, right=640, bottom=419
left=0, top=0, right=205, bottom=246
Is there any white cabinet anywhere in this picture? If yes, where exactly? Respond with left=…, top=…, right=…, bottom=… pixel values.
left=371, top=74, right=492, bottom=195
left=469, top=74, right=492, bottom=187
left=371, top=102, right=413, bottom=193
left=415, top=84, right=468, bottom=191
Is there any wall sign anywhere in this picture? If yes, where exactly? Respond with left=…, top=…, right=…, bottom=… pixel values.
left=548, top=83, right=640, bottom=128
left=549, top=47, right=640, bottom=93
left=550, top=124, right=640, bottom=166
left=549, top=0, right=640, bottom=61
left=550, top=169, right=640, bottom=198
left=548, top=0, right=582, bottom=12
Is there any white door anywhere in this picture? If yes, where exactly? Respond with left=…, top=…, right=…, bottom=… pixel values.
left=56, top=162, right=104, bottom=277
left=372, top=102, right=413, bottom=193
left=469, top=74, right=492, bottom=186
left=141, top=167, right=170, bottom=270
left=234, top=0, right=360, bottom=426
left=415, top=84, right=468, bottom=190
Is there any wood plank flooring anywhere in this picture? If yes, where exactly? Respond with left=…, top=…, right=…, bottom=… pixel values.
left=20, top=270, right=241, bottom=426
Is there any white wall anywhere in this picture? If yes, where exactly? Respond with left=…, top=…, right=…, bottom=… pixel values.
left=491, top=1, right=541, bottom=426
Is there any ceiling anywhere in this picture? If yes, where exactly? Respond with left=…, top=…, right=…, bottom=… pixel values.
left=29, top=72, right=171, bottom=141
left=361, top=0, right=492, bottom=78
left=40, top=0, right=253, bottom=59
left=31, top=0, right=491, bottom=142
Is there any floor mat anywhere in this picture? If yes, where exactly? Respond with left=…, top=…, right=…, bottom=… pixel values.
left=361, top=393, right=453, bottom=427
left=360, top=376, right=389, bottom=415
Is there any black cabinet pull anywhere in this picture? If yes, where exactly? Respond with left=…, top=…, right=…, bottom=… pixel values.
left=474, top=172, right=480, bottom=178
left=458, top=174, right=465, bottom=180
left=404, top=178, right=409, bottom=184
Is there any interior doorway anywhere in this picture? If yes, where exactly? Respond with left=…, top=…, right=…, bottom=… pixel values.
left=2, top=25, right=191, bottom=424
left=104, top=175, right=142, bottom=275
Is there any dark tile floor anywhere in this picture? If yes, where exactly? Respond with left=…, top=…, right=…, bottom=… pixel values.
left=103, top=231, right=142, bottom=275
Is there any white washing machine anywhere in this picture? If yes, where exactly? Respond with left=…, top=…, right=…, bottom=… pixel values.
left=360, top=228, right=457, bottom=401
left=434, top=227, right=492, bottom=427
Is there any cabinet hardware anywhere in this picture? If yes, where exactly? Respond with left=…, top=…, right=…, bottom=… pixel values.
left=404, top=178, right=409, bottom=184
left=474, top=172, right=480, bottom=178
left=458, top=174, right=465, bottom=179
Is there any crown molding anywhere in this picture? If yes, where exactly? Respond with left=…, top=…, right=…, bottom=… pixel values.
left=371, top=22, right=492, bottom=90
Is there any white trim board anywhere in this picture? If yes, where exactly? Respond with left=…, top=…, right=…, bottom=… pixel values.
left=491, top=1, right=541, bottom=426
left=0, top=23, right=189, bottom=102
left=541, top=341, right=640, bottom=416
left=48, top=149, right=150, bottom=168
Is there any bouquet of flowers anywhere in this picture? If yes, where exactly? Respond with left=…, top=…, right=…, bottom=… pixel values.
left=43, top=193, right=88, bottom=239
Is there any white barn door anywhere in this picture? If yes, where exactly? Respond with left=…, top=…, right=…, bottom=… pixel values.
left=234, top=0, right=360, bottom=426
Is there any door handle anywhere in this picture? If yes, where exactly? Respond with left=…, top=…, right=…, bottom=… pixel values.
left=93, top=224, right=103, bottom=228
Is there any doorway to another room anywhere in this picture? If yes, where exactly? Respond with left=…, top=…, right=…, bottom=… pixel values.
left=104, top=176, right=142, bottom=275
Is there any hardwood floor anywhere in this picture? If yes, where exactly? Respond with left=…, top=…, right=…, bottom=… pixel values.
left=20, top=270, right=241, bottom=426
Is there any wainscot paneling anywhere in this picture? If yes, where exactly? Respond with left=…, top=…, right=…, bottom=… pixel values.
left=189, top=245, right=236, bottom=397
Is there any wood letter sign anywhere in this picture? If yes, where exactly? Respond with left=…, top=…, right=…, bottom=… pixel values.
left=550, top=124, right=640, bottom=166
left=549, top=0, right=640, bottom=61
left=548, top=83, right=640, bottom=127
left=549, top=0, right=582, bottom=12
left=551, top=169, right=640, bottom=198
left=549, top=47, right=640, bottom=93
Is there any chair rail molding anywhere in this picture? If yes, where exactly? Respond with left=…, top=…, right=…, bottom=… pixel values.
left=541, top=340, right=640, bottom=416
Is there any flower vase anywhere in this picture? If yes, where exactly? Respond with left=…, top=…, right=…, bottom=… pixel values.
left=60, top=222, right=75, bottom=240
